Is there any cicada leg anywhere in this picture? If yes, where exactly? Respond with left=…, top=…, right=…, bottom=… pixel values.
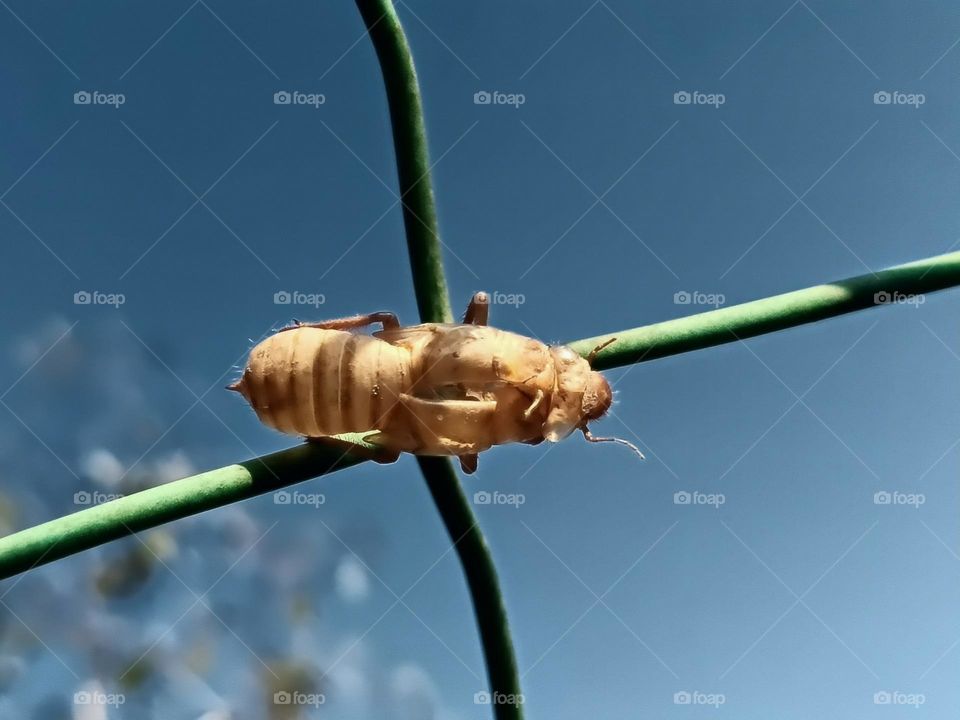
left=463, top=291, right=490, bottom=326
left=459, top=454, right=479, bottom=474
left=522, top=388, right=545, bottom=419
left=378, top=393, right=499, bottom=457
left=279, top=311, right=400, bottom=333
left=303, top=435, right=400, bottom=465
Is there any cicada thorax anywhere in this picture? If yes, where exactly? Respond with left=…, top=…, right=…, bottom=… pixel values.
left=365, top=325, right=556, bottom=455
left=234, top=327, right=413, bottom=437
left=410, top=325, right=556, bottom=395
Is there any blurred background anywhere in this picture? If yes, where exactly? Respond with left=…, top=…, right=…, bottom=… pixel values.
left=0, top=1, right=958, bottom=718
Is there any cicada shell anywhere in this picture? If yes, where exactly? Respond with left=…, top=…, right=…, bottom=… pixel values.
left=230, top=292, right=641, bottom=473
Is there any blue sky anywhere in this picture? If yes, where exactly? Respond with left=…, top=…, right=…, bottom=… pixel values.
left=1, top=1, right=959, bottom=718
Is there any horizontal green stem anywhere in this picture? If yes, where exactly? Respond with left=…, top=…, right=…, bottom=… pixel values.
left=0, top=440, right=366, bottom=580
left=570, top=250, right=960, bottom=370
left=1, top=250, right=959, bottom=581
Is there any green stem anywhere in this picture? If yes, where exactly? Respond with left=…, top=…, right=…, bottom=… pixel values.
left=418, top=457, right=524, bottom=717
left=0, top=440, right=365, bottom=580
left=570, top=250, right=960, bottom=370
left=354, top=1, right=521, bottom=717
left=354, top=0, right=452, bottom=325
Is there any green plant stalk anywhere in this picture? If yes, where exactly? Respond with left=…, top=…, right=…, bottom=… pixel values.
left=2, top=251, right=959, bottom=583
left=570, top=250, right=960, bottom=369
left=418, top=456, right=524, bottom=718
left=354, top=1, right=522, bottom=716
left=354, top=0, right=452, bottom=325
left=0, top=440, right=366, bottom=580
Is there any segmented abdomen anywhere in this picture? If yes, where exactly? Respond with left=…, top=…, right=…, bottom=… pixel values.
left=235, top=327, right=411, bottom=437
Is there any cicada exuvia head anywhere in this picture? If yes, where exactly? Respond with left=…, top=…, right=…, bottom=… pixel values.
left=543, top=343, right=643, bottom=459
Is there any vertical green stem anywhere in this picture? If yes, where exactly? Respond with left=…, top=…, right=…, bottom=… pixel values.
left=418, top=456, right=525, bottom=718
left=354, top=1, right=524, bottom=717
left=354, top=0, right=453, bottom=325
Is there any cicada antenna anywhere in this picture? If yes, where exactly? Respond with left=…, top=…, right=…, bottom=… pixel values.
left=581, top=426, right=645, bottom=460
left=586, top=337, right=616, bottom=367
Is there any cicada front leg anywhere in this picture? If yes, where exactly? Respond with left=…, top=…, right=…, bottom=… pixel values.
left=370, top=393, right=499, bottom=465
left=459, top=454, right=479, bottom=474
left=523, top=388, right=545, bottom=419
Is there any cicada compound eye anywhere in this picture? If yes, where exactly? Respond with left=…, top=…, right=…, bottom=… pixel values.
left=581, top=373, right=612, bottom=421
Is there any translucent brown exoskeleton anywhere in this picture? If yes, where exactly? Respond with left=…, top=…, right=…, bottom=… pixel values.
left=229, top=292, right=642, bottom=474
